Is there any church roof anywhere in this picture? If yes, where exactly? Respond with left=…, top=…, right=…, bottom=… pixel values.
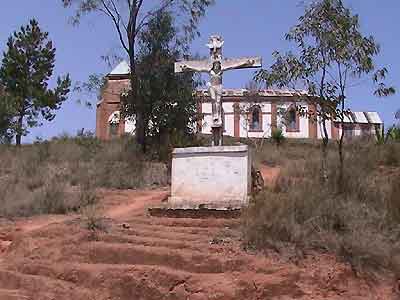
left=108, top=60, right=130, bottom=76
left=364, top=112, right=382, bottom=124
left=352, top=112, right=369, bottom=124
left=196, top=88, right=309, bottom=97
left=335, top=111, right=383, bottom=124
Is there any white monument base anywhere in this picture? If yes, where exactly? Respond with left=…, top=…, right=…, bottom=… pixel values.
left=168, top=145, right=252, bottom=209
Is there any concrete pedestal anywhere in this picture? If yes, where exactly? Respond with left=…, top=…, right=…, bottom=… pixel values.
left=168, top=145, right=251, bottom=209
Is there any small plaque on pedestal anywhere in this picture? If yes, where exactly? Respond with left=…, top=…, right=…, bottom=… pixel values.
left=167, top=145, right=251, bottom=210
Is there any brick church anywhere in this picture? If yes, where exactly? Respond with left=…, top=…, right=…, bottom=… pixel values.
left=96, top=61, right=383, bottom=141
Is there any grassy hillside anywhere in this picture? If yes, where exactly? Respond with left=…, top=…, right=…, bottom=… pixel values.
left=0, top=134, right=168, bottom=217
left=1, top=133, right=399, bottom=275
left=245, top=138, right=400, bottom=275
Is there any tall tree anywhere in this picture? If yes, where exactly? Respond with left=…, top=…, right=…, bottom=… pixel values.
left=62, top=0, right=214, bottom=152
left=128, top=10, right=200, bottom=150
left=256, top=0, right=395, bottom=183
left=0, top=19, right=71, bottom=145
left=0, top=85, right=13, bottom=143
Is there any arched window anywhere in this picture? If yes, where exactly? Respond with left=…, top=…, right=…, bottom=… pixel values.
left=250, top=106, right=262, bottom=131
left=288, top=109, right=296, bottom=129
left=108, top=111, right=120, bottom=138
left=109, top=123, right=119, bottom=137
left=285, top=106, right=299, bottom=132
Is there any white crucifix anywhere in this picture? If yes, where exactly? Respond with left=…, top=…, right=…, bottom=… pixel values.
left=175, top=35, right=262, bottom=146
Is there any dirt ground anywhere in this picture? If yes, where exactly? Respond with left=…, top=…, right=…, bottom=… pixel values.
left=0, top=186, right=398, bottom=300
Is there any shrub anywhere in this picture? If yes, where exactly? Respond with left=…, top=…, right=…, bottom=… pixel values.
left=387, top=125, right=400, bottom=141
left=243, top=141, right=400, bottom=275
left=80, top=204, right=105, bottom=232
left=271, top=128, right=285, bottom=147
left=34, top=179, right=68, bottom=215
left=0, top=136, right=168, bottom=217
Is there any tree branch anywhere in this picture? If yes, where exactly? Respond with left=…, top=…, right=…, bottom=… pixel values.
left=136, top=0, right=174, bottom=35
left=100, top=0, right=129, bottom=54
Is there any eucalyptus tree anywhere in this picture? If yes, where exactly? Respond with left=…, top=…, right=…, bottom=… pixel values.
left=129, top=10, right=201, bottom=151
left=62, top=0, right=214, bottom=152
left=0, top=19, right=71, bottom=145
left=256, top=0, right=395, bottom=183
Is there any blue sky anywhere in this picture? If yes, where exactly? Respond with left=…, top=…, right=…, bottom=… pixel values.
left=0, top=0, right=398, bottom=142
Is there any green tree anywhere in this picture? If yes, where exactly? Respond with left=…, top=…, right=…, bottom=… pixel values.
left=0, top=19, right=71, bottom=145
left=122, top=10, right=200, bottom=151
left=0, top=85, right=13, bottom=143
left=62, top=0, right=214, bottom=152
left=256, top=0, right=395, bottom=183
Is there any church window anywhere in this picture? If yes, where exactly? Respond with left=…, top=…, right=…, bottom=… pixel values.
left=109, top=122, right=119, bottom=138
left=361, top=124, right=371, bottom=137
left=286, top=106, right=299, bottom=132
left=108, top=111, right=120, bottom=138
left=343, top=124, right=354, bottom=140
left=250, top=106, right=262, bottom=131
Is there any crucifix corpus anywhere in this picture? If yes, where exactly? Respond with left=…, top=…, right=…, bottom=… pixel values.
left=175, top=35, right=262, bottom=146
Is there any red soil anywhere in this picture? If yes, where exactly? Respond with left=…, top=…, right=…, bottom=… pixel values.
left=0, top=188, right=397, bottom=300
left=259, top=164, right=281, bottom=188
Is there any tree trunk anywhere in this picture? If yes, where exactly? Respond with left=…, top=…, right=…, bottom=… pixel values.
left=15, top=114, right=23, bottom=146
left=15, top=134, right=21, bottom=146
left=321, top=116, right=329, bottom=182
left=338, top=98, right=345, bottom=189
left=127, top=35, right=146, bottom=153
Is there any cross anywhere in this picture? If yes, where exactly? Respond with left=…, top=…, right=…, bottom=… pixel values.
left=175, top=35, right=262, bottom=146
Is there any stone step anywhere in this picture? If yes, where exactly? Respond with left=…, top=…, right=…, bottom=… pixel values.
left=100, top=233, right=224, bottom=253
left=8, top=261, right=249, bottom=300
left=127, top=216, right=240, bottom=229
left=113, top=221, right=229, bottom=238
left=76, top=242, right=247, bottom=274
left=0, top=270, right=96, bottom=299
left=114, top=225, right=215, bottom=243
left=0, top=289, right=27, bottom=300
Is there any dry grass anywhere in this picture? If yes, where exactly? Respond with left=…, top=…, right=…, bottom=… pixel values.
left=0, top=134, right=168, bottom=218
left=243, top=139, right=400, bottom=276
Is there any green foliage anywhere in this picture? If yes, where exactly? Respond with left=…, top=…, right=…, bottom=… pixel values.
left=255, top=0, right=395, bottom=183
left=387, top=125, right=400, bottom=141
left=375, top=125, right=400, bottom=145
left=62, top=0, right=214, bottom=151
left=256, top=0, right=394, bottom=118
left=0, top=86, right=13, bottom=143
left=271, top=128, right=285, bottom=147
left=375, top=125, right=388, bottom=145
left=0, top=19, right=71, bottom=145
left=131, top=11, right=200, bottom=142
left=73, top=73, right=107, bottom=108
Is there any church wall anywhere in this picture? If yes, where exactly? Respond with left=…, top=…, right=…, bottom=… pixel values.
left=246, top=114, right=272, bottom=138
left=202, top=102, right=212, bottom=114
left=236, top=108, right=272, bottom=139
left=277, top=102, right=310, bottom=139
left=96, top=101, right=123, bottom=140
left=222, top=102, right=234, bottom=113
left=317, top=119, right=333, bottom=139
left=125, top=118, right=135, bottom=135
left=224, top=114, right=235, bottom=137
left=97, top=78, right=383, bottom=142
left=201, top=114, right=213, bottom=135
left=96, top=77, right=130, bottom=140
left=261, top=103, right=272, bottom=113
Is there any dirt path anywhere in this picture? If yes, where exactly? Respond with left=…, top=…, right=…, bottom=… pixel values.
left=0, top=187, right=397, bottom=300
left=0, top=189, right=169, bottom=237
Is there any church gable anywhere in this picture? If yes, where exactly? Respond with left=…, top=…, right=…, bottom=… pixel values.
left=95, top=73, right=129, bottom=140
